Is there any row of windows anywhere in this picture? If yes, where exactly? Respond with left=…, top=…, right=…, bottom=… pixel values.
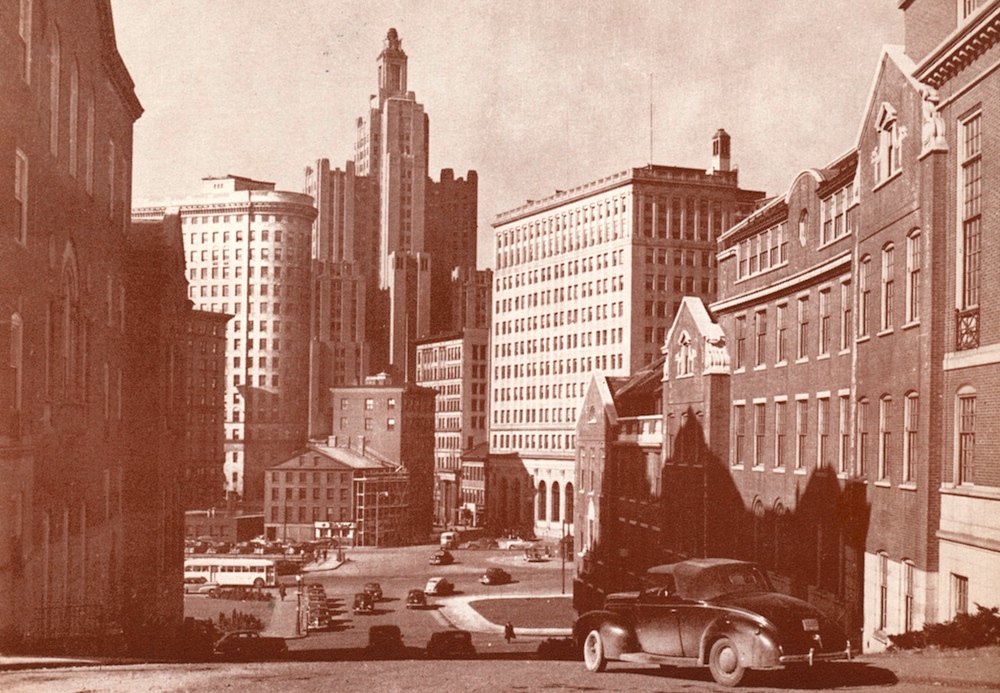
left=269, top=506, right=351, bottom=522
left=646, top=274, right=716, bottom=295
left=495, top=249, right=625, bottom=293
left=188, top=247, right=298, bottom=262
left=858, top=230, right=922, bottom=336
left=185, top=213, right=291, bottom=225
left=495, top=328, right=625, bottom=360
left=491, top=432, right=576, bottom=452
left=734, top=280, right=852, bottom=369
left=188, top=265, right=297, bottom=280
left=496, top=276, right=624, bottom=315
left=640, top=197, right=726, bottom=242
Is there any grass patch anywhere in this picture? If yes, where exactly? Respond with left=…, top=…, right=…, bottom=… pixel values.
left=468, top=596, right=573, bottom=629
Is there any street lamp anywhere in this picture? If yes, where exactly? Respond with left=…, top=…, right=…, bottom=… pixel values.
left=374, top=490, right=389, bottom=547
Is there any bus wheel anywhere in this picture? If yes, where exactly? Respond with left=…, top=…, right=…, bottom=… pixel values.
left=253, top=578, right=265, bottom=589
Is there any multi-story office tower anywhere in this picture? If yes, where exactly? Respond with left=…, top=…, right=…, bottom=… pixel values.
left=0, top=0, right=192, bottom=654
left=490, top=132, right=764, bottom=538
left=310, top=29, right=479, bottom=383
left=181, top=308, right=230, bottom=509
left=426, top=169, right=479, bottom=335
left=133, top=176, right=317, bottom=502
left=415, top=328, right=491, bottom=526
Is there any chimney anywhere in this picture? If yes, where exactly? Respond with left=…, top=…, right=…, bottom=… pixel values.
left=711, top=129, right=731, bottom=173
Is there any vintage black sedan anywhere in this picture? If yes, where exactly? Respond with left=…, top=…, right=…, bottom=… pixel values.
left=573, top=558, right=851, bottom=687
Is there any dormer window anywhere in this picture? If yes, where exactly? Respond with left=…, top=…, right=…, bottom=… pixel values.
left=676, top=331, right=695, bottom=377
left=873, top=103, right=904, bottom=185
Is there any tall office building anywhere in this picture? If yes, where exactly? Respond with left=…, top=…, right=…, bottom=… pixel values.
left=490, top=133, right=764, bottom=538
left=308, top=29, right=480, bottom=392
left=133, top=176, right=317, bottom=502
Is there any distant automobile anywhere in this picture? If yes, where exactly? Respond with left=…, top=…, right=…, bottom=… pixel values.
left=524, top=547, right=548, bottom=562
left=424, top=577, right=454, bottom=596
left=406, top=589, right=428, bottom=609
left=353, top=592, right=375, bottom=614
left=498, top=537, right=539, bottom=551
left=480, top=568, right=512, bottom=585
left=363, top=582, right=383, bottom=601
left=426, top=630, right=476, bottom=659
left=184, top=576, right=220, bottom=595
left=213, top=630, right=287, bottom=661
left=574, top=558, right=852, bottom=687
left=367, top=625, right=406, bottom=659
left=430, top=550, right=454, bottom=565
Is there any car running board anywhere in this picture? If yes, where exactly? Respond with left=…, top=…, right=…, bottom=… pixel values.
left=618, top=652, right=697, bottom=667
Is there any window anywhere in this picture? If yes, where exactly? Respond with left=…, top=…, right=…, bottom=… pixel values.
left=957, top=388, right=976, bottom=485
left=839, top=395, right=850, bottom=473
left=734, top=404, right=746, bottom=466
left=19, top=0, right=33, bottom=83
left=840, top=281, right=852, bottom=350
left=817, top=397, right=830, bottom=468
left=881, top=245, right=895, bottom=331
left=753, top=403, right=766, bottom=467
left=364, top=418, right=374, bottom=431
left=859, top=256, right=872, bottom=337
left=14, top=150, right=28, bottom=245
left=819, top=289, right=831, bottom=355
left=754, top=311, right=767, bottom=367
left=10, top=313, right=23, bottom=414
left=903, top=393, right=918, bottom=484
left=735, top=316, right=746, bottom=370
left=69, top=61, right=78, bottom=175
left=795, top=399, right=808, bottom=470
left=365, top=398, right=374, bottom=410
left=49, top=27, right=59, bottom=156
left=874, top=104, right=903, bottom=184
left=904, top=560, right=915, bottom=633
left=797, top=296, right=809, bottom=360
left=958, top=113, right=982, bottom=350
left=963, top=0, right=987, bottom=19
left=774, top=400, right=787, bottom=468
left=84, top=91, right=94, bottom=194
left=906, top=232, right=921, bottom=322
left=858, top=398, right=870, bottom=476
left=952, top=573, right=969, bottom=617
left=878, top=552, right=889, bottom=631
left=537, top=480, right=547, bottom=521
left=776, top=304, right=788, bottom=363
left=878, top=396, right=892, bottom=481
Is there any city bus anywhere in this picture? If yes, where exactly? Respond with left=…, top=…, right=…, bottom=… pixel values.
left=183, top=556, right=277, bottom=589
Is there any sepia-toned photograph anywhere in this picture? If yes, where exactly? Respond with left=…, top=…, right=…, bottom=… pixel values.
left=2, top=1, right=999, bottom=690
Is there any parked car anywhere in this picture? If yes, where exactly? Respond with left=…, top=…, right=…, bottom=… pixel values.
left=430, top=550, right=454, bottom=565
left=574, top=558, right=852, bottom=687
left=366, top=625, right=406, bottom=659
left=424, top=577, right=454, bottom=596
left=426, top=630, right=476, bottom=659
left=461, top=538, right=498, bottom=550
left=524, top=547, right=548, bottom=562
left=213, top=630, right=287, bottom=661
left=406, top=588, right=428, bottom=609
left=480, top=568, right=512, bottom=585
left=184, top=576, right=219, bottom=595
left=363, top=582, right=383, bottom=601
left=498, top=537, right=539, bottom=551
left=353, top=592, right=376, bottom=614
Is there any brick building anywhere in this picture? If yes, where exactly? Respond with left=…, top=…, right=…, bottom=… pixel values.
left=1, top=0, right=191, bottom=656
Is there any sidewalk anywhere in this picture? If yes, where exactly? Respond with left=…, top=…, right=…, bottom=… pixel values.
left=435, top=593, right=572, bottom=638
left=857, top=645, right=1000, bottom=689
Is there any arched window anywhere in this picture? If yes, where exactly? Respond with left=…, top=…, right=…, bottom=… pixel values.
left=906, top=230, right=921, bottom=323
left=874, top=103, right=903, bottom=184
left=564, top=483, right=574, bottom=525
left=903, top=392, right=918, bottom=484
left=536, top=480, right=547, bottom=522
left=877, top=551, right=889, bottom=631
left=799, top=208, right=809, bottom=246
left=550, top=482, right=560, bottom=524
left=881, top=244, right=895, bottom=331
left=857, top=397, right=870, bottom=476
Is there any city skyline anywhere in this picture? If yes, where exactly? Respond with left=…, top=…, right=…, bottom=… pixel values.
left=109, top=1, right=903, bottom=270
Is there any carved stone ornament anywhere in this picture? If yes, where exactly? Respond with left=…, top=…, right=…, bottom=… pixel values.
left=920, top=85, right=948, bottom=155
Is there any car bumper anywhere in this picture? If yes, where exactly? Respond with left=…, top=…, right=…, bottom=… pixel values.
left=779, top=644, right=852, bottom=665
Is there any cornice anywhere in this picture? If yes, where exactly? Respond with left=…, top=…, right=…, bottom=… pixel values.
left=914, top=4, right=1000, bottom=88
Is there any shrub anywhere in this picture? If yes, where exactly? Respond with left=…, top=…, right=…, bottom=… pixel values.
left=889, top=604, right=1000, bottom=650
left=216, top=609, right=265, bottom=633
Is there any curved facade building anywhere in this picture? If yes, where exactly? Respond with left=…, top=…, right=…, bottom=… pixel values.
left=134, top=176, right=317, bottom=501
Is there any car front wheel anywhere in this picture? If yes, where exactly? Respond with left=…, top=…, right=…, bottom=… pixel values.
left=582, top=629, right=607, bottom=673
left=708, top=636, right=746, bottom=687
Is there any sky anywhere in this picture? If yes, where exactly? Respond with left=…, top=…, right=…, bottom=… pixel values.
left=109, top=1, right=904, bottom=270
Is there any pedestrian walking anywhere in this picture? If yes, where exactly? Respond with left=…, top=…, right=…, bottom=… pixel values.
left=279, top=584, right=286, bottom=601
left=504, top=621, right=516, bottom=643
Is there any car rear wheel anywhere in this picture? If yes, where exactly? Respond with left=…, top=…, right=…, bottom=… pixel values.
left=582, top=630, right=607, bottom=673
left=708, top=636, right=746, bottom=687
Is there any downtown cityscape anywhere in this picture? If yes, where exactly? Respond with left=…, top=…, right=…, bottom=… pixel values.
left=2, top=1, right=1000, bottom=690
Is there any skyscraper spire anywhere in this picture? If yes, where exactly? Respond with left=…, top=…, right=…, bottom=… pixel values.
left=378, top=27, right=408, bottom=99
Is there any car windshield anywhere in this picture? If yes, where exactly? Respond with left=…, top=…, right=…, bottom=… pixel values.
left=680, top=563, right=771, bottom=600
